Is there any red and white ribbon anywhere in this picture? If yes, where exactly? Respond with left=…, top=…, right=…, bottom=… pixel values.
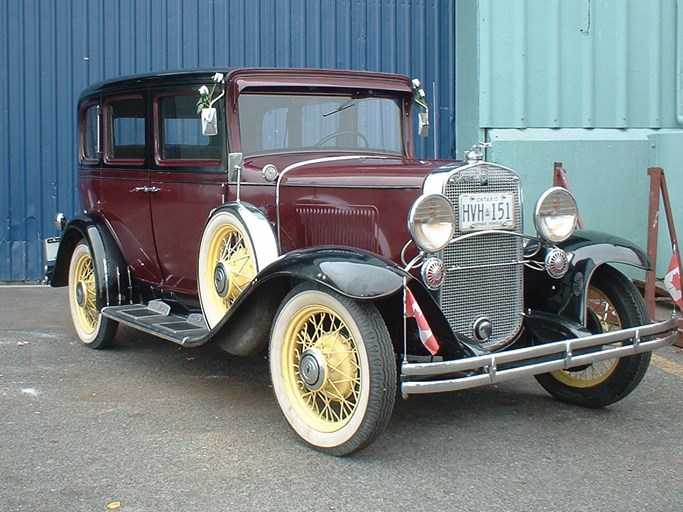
left=405, top=287, right=439, bottom=355
left=664, top=253, right=682, bottom=309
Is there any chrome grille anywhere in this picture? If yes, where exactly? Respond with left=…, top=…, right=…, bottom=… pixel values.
left=440, top=163, right=524, bottom=351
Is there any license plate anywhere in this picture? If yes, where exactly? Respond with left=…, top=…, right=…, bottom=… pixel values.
left=44, top=237, right=60, bottom=262
left=459, top=192, right=515, bottom=231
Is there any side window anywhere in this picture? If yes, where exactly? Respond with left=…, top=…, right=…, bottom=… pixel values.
left=105, top=95, right=146, bottom=165
left=79, top=102, right=100, bottom=163
left=156, top=93, right=222, bottom=165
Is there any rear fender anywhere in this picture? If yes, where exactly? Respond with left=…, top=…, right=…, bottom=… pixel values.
left=49, top=216, right=132, bottom=309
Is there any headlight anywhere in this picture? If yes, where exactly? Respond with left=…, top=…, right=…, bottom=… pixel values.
left=408, top=194, right=455, bottom=253
left=533, top=187, right=578, bottom=242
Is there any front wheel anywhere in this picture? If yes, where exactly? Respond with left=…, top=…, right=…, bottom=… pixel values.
left=68, top=240, right=118, bottom=348
left=535, top=265, right=651, bottom=408
left=269, top=283, right=396, bottom=456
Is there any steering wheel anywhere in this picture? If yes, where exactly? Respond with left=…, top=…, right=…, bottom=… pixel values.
left=313, top=130, right=370, bottom=148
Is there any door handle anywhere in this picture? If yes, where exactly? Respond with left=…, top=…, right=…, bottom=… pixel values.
left=130, top=186, right=161, bottom=193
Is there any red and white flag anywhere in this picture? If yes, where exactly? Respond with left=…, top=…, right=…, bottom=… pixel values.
left=405, top=288, right=439, bottom=355
left=664, top=253, right=682, bottom=309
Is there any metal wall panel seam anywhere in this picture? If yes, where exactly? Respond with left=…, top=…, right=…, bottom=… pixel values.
left=479, top=0, right=492, bottom=127
left=582, top=0, right=595, bottom=127
left=648, top=0, right=663, bottom=127
left=549, top=0, right=560, bottom=128
left=617, top=3, right=628, bottom=127
left=516, top=0, right=527, bottom=127
left=10, top=0, right=26, bottom=279
left=678, top=0, right=683, bottom=124
left=0, top=0, right=10, bottom=279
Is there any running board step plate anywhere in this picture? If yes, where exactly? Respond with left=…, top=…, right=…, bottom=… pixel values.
left=102, top=300, right=209, bottom=346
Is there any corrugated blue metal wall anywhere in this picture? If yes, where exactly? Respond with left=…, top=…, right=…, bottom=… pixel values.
left=0, top=0, right=456, bottom=282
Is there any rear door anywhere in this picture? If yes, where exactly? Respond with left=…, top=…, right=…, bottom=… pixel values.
left=99, top=93, right=163, bottom=285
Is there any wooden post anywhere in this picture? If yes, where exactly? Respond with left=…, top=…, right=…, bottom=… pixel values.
left=645, top=168, right=662, bottom=320
left=645, top=167, right=683, bottom=347
left=553, top=162, right=586, bottom=229
left=554, top=164, right=681, bottom=346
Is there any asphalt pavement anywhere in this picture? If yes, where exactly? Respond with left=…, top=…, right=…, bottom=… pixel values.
left=1, top=285, right=682, bottom=512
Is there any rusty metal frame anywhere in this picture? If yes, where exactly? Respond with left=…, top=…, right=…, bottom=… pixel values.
left=645, top=167, right=683, bottom=347
left=553, top=162, right=586, bottom=229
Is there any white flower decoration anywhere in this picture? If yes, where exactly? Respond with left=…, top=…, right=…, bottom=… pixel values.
left=196, top=74, right=225, bottom=113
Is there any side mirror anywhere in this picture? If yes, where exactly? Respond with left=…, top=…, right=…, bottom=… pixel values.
left=418, top=112, right=429, bottom=138
left=228, top=152, right=243, bottom=182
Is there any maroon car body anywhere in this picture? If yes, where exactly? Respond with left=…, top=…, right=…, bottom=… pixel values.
left=47, top=68, right=677, bottom=455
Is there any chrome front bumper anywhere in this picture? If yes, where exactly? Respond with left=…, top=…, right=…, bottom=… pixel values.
left=401, top=318, right=678, bottom=396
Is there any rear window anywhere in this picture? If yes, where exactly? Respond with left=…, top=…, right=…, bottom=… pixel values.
left=105, top=95, right=146, bottom=164
left=79, top=102, right=99, bottom=163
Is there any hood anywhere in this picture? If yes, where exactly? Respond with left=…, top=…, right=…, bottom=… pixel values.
left=244, top=153, right=460, bottom=189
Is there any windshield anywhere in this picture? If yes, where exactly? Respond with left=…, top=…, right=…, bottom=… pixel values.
left=238, top=93, right=404, bottom=157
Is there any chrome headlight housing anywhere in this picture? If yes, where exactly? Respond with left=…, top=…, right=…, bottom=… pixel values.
left=408, top=194, right=456, bottom=253
left=533, top=187, right=578, bottom=243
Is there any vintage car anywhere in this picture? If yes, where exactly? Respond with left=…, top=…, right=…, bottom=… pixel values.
left=46, top=68, right=677, bottom=456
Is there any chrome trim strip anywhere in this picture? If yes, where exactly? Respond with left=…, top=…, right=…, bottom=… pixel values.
left=401, top=318, right=677, bottom=395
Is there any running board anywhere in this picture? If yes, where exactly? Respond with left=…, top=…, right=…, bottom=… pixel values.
left=102, top=300, right=209, bottom=346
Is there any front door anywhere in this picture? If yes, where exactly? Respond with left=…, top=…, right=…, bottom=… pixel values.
left=149, top=91, right=227, bottom=295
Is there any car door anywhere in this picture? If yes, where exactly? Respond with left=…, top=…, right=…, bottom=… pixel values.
left=149, top=90, right=227, bottom=295
left=99, top=93, right=163, bottom=285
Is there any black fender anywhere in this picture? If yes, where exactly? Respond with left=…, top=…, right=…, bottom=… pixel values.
left=48, top=215, right=132, bottom=309
left=211, top=246, right=473, bottom=358
left=523, top=310, right=591, bottom=345
left=211, top=246, right=408, bottom=356
left=525, top=230, right=650, bottom=323
left=210, top=247, right=408, bottom=356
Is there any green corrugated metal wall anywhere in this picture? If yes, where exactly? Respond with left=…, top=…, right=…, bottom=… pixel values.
left=465, top=0, right=683, bottom=278
left=479, top=0, right=679, bottom=129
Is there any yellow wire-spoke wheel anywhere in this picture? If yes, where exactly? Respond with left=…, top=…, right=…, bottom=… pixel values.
left=282, top=305, right=361, bottom=431
left=550, top=286, right=621, bottom=388
left=535, top=264, right=652, bottom=408
left=270, top=284, right=396, bottom=456
left=72, top=247, right=99, bottom=334
left=198, top=212, right=257, bottom=328
left=67, top=241, right=117, bottom=348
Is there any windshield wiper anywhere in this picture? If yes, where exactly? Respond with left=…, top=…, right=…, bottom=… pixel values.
left=323, top=98, right=357, bottom=117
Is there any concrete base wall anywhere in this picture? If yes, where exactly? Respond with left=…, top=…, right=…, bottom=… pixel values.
left=487, top=128, right=682, bottom=279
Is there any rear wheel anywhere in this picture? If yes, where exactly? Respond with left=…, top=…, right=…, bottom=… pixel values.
left=68, top=240, right=118, bottom=348
left=535, top=265, right=651, bottom=408
left=269, top=283, right=396, bottom=456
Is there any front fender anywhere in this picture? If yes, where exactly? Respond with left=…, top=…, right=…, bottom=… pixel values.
left=260, top=246, right=407, bottom=299
left=210, top=247, right=408, bottom=356
left=49, top=215, right=132, bottom=309
left=525, top=230, right=650, bottom=323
